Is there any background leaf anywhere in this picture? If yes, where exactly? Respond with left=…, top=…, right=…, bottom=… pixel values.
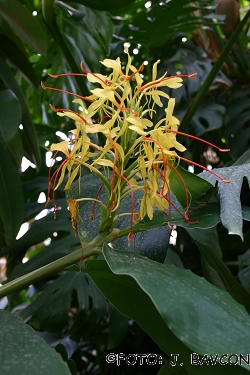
left=199, top=163, right=250, bottom=239
left=0, top=144, right=24, bottom=243
left=0, top=88, right=21, bottom=144
left=0, top=309, right=72, bottom=375
left=192, top=101, right=225, bottom=136
left=197, top=242, right=250, bottom=314
left=0, top=0, right=47, bottom=55
left=17, top=272, right=106, bottom=335
left=169, top=165, right=212, bottom=207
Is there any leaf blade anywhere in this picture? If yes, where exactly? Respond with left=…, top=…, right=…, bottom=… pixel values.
left=0, top=144, right=24, bottom=242
left=0, top=309, right=72, bottom=375
left=0, top=0, right=47, bottom=55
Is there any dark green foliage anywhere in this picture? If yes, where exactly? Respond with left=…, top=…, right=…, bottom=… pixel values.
left=0, top=1, right=250, bottom=374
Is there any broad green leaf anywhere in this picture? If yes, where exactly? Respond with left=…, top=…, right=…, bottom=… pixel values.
left=169, top=165, right=212, bottom=207
left=197, top=242, right=250, bottom=314
left=0, top=88, right=21, bottom=144
left=199, top=163, right=250, bottom=239
left=86, top=246, right=250, bottom=373
left=0, top=0, right=47, bottom=55
left=17, top=272, right=106, bottom=335
left=114, top=226, right=170, bottom=263
left=0, top=309, right=71, bottom=375
left=0, top=144, right=24, bottom=242
left=86, top=259, right=198, bottom=374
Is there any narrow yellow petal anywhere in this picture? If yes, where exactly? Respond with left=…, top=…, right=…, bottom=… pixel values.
left=100, top=58, right=122, bottom=74
left=94, top=159, right=114, bottom=168
left=128, top=126, right=146, bottom=135
left=157, top=77, right=183, bottom=88
left=87, top=73, right=109, bottom=87
left=152, top=60, right=160, bottom=81
left=90, top=88, right=115, bottom=102
left=50, top=141, right=69, bottom=156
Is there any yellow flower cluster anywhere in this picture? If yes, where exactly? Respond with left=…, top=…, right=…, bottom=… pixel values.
left=43, top=49, right=198, bottom=238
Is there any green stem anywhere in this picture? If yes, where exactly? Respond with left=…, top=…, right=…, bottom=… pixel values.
left=211, top=24, right=240, bottom=80
left=180, top=8, right=250, bottom=132
left=0, top=233, right=111, bottom=298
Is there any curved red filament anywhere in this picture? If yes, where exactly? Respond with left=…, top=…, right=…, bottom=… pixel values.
left=41, top=81, right=93, bottom=103
left=167, top=129, right=230, bottom=152
left=91, top=183, right=105, bottom=220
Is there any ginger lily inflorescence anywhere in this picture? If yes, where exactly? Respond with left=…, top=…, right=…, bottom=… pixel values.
left=42, top=48, right=229, bottom=241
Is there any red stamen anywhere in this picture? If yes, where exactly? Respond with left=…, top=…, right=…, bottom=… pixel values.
left=175, top=155, right=232, bottom=183
left=41, top=81, right=93, bottom=102
left=91, top=183, right=104, bottom=220
left=80, top=62, right=110, bottom=87
left=92, top=115, right=111, bottom=123
left=167, top=129, right=230, bottom=152
left=49, top=73, right=87, bottom=78
left=46, top=156, right=71, bottom=216
left=50, top=104, right=87, bottom=124
left=139, top=73, right=196, bottom=92
left=122, top=64, right=144, bottom=81
left=114, top=101, right=138, bottom=116
left=188, top=73, right=197, bottom=78
left=52, top=203, right=57, bottom=219
left=153, top=165, right=196, bottom=224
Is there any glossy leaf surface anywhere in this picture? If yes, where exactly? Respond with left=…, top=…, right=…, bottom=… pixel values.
left=0, top=309, right=71, bottom=375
